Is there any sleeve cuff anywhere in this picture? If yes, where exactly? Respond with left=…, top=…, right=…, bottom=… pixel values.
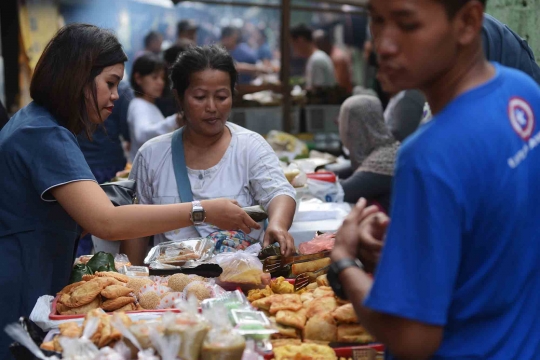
left=41, top=179, right=98, bottom=202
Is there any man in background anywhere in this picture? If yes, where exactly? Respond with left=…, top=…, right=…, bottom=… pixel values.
left=313, top=29, right=353, bottom=92
left=176, top=19, right=198, bottom=48
left=290, top=24, right=336, bottom=89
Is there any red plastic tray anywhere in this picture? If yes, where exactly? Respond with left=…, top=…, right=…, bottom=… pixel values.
left=49, top=295, right=180, bottom=320
left=263, top=343, right=384, bottom=359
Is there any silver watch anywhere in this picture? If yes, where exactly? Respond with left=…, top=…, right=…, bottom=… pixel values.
left=190, top=200, right=206, bottom=225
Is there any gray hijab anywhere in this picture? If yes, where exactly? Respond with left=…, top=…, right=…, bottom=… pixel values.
left=338, top=95, right=399, bottom=176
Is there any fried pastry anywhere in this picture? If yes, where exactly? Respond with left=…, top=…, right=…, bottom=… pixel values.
left=57, top=281, right=86, bottom=296
left=252, top=294, right=280, bottom=311
left=269, top=294, right=303, bottom=314
left=270, top=277, right=294, bottom=294
left=276, top=310, right=307, bottom=330
left=273, top=343, right=337, bottom=360
left=332, top=304, right=358, bottom=324
left=291, top=258, right=331, bottom=276
left=305, top=297, right=338, bottom=318
left=102, top=296, right=135, bottom=311
left=114, top=303, right=137, bottom=312
left=306, top=282, right=319, bottom=291
left=59, top=322, right=82, bottom=338
left=303, top=313, right=337, bottom=342
left=336, top=324, right=374, bottom=343
left=95, top=271, right=129, bottom=283
left=316, top=274, right=329, bottom=287
left=300, top=291, right=315, bottom=304
left=101, top=284, right=133, bottom=299
left=312, top=286, right=334, bottom=299
left=127, top=277, right=154, bottom=296
left=82, top=274, right=98, bottom=281
left=40, top=341, right=55, bottom=352
left=247, top=285, right=274, bottom=302
left=270, top=339, right=302, bottom=348
left=60, top=279, right=107, bottom=308
left=57, top=296, right=101, bottom=315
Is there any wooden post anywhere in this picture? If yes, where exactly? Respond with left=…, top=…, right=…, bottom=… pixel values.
left=280, top=0, right=292, bottom=133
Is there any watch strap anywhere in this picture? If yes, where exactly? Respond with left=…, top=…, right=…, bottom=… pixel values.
left=328, top=258, right=364, bottom=300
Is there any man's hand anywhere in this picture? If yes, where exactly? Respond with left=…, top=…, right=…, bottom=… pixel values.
left=263, top=223, right=295, bottom=257
left=357, top=212, right=389, bottom=272
left=332, top=198, right=380, bottom=262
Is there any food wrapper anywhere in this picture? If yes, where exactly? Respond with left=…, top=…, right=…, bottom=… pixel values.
left=59, top=316, right=100, bottom=360
left=182, top=280, right=226, bottom=305
left=148, top=326, right=181, bottom=360
left=201, top=305, right=246, bottom=360
left=145, top=238, right=215, bottom=269
left=157, top=292, right=183, bottom=309
left=76, top=253, right=131, bottom=272
left=114, top=254, right=131, bottom=271
left=139, top=283, right=172, bottom=297
left=214, top=244, right=264, bottom=289
left=298, top=232, right=335, bottom=255
left=122, top=265, right=149, bottom=277
left=201, top=290, right=251, bottom=313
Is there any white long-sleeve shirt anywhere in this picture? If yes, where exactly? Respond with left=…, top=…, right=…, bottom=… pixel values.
left=127, top=98, right=176, bottom=162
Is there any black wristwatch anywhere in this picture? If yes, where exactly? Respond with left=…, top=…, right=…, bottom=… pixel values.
left=328, top=257, right=364, bottom=300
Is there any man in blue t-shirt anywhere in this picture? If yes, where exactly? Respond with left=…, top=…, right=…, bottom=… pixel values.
left=327, top=1, right=540, bottom=359
left=221, top=26, right=260, bottom=84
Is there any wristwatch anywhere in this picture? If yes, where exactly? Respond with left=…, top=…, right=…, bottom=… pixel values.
left=327, top=258, right=364, bottom=300
left=190, top=200, right=206, bottom=225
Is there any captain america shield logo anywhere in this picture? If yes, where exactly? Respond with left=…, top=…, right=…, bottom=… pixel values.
left=508, top=97, right=535, bottom=141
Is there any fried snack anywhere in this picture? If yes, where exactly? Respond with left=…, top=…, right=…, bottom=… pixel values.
left=98, top=316, right=123, bottom=348
left=185, top=281, right=212, bottom=302
left=52, top=337, right=63, bottom=352
left=57, top=296, right=101, bottom=315
left=332, top=304, right=358, bottom=324
left=101, top=284, right=133, bottom=299
left=252, top=294, right=280, bottom=311
left=115, top=311, right=133, bottom=327
left=316, top=274, right=329, bottom=287
left=276, top=310, right=307, bottom=330
left=300, top=291, right=315, bottom=303
left=59, top=322, right=82, bottom=338
left=273, top=343, right=337, bottom=360
left=269, top=294, right=303, bottom=314
left=291, top=258, right=331, bottom=276
left=60, top=279, right=106, bottom=308
left=57, top=281, right=86, bottom=296
left=127, top=277, right=154, bottom=296
left=168, top=273, right=191, bottom=292
left=274, top=323, right=301, bottom=339
left=102, top=296, right=136, bottom=311
left=303, top=313, right=337, bottom=342
left=40, top=341, right=55, bottom=352
left=114, top=303, right=137, bottom=312
left=247, top=285, right=274, bottom=302
left=139, top=291, right=161, bottom=310
left=270, top=339, right=302, bottom=348
left=270, top=277, right=294, bottom=294
left=95, top=271, right=129, bottom=283
left=306, top=282, right=319, bottom=291
left=82, top=274, right=98, bottom=281
left=312, top=286, right=334, bottom=299
left=305, top=297, right=338, bottom=318
left=336, top=324, right=374, bottom=344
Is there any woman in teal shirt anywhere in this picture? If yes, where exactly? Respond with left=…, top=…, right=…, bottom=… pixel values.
left=0, top=24, right=258, bottom=359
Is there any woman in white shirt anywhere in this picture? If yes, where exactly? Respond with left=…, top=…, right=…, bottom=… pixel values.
left=127, top=53, right=177, bottom=162
left=122, top=45, right=297, bottom=264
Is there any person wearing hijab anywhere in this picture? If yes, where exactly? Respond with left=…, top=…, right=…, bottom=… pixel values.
left=338, top=95, right=399, bottom=212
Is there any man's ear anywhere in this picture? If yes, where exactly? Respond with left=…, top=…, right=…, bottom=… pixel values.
left=454, top=0, right=485, bottom=46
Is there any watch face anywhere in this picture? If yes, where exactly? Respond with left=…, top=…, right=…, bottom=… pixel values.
left=192, top=210, right=205, bottom=223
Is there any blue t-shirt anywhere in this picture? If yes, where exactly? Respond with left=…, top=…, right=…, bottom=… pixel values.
left=257, top=43, right=273, bottom=62
left=365, top=63, right=540, bottom=359
left=0, top=102, right=95, bottom=360
left=77, top=81, right=133, bottom=171
left=230, top=43, right=258, bottom=84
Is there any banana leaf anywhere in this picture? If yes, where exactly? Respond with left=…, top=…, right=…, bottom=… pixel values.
left=69, top=264, right=93, bottom=284
left=86, top=251, right=117, bottom=273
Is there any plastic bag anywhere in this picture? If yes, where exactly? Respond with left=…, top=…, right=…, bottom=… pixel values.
left=298, top=232, right=336, bottom=255
left=145, top=238, right=215, bottom=269
left=201, top=305, right=246, bottom=360
left=306, top=178, right=344, bottom=203
left=59, top=316, right=100, bottom=360
left=166, top=299, right=210, bottom=360
left=214, top=244, right=264, bottom=287
left=4, top=322, right=59, bottom=360
left=266, top=131, right=308, bottom=162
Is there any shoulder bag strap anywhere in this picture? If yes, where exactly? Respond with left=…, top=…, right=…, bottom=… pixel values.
left=171, top=127, right=194, bottom=203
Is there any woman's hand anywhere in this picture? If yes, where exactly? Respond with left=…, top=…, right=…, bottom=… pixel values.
left=263, top=223, right=295, bottom=256
left=203, top=198, right=261, bottom=234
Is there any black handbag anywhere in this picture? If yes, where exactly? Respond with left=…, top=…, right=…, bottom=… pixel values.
left=100, top=179, right=137, bottom=206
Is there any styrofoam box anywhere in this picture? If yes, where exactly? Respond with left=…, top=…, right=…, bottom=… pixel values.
left=229, top=106, right=300, bottom=135
left=305, top=104, right=341, bottom=133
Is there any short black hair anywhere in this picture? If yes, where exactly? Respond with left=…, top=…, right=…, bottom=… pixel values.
left=170, top=45, right=237, bottom=101
left=221, top=26, right=240, bottom=40
left=30, top=23, right=127, bottom=138
left=164, top=44, right=188, bottom=66
left=144, top=31, right=162, bottom=48
left=130, top=53, right=166, bottom=96
left=437, top=0, right=487, bottom=17
left=290, top=23, right=313, bottom=42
